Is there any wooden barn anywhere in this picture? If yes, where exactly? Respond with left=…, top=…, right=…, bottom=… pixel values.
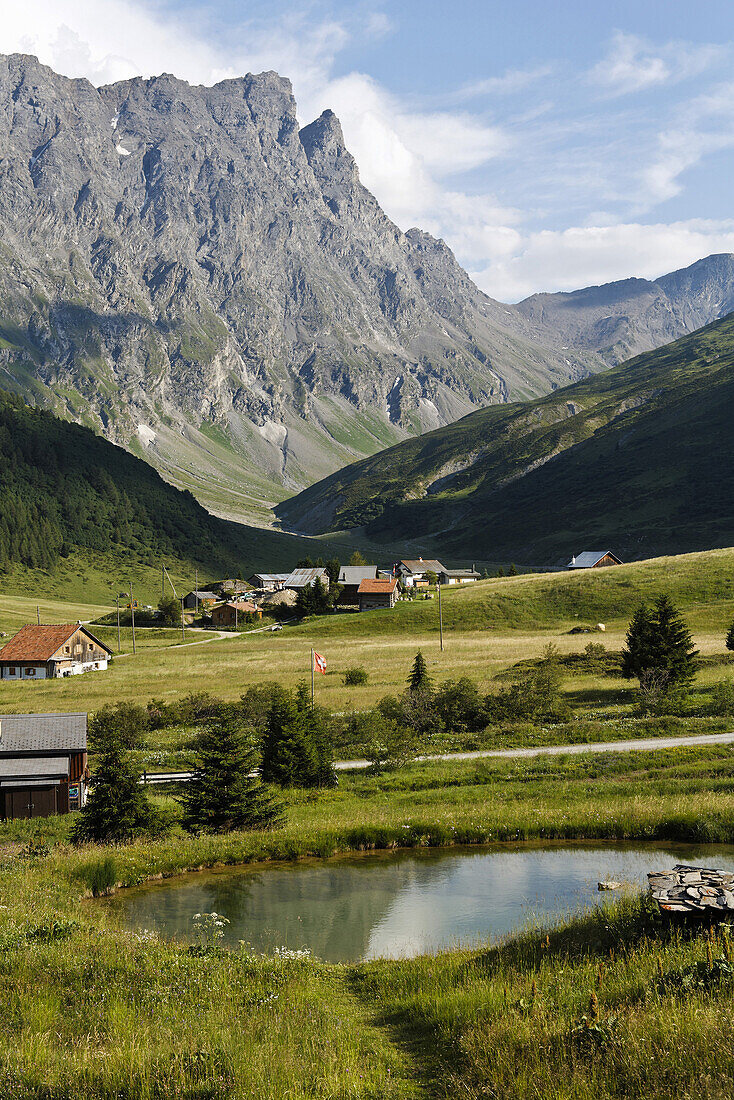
left=0, top=712, right=88, bottom=819
left=211, top=601, right=262, bottom=627
left=0, top=624, right=112, bottom=680
left=358, top=578, right=399, bottom=611
left=567, top=551, right=623, bottom=570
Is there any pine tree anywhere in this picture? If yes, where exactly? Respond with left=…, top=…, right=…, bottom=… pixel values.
left=72, top=741, right=154, bottom=843
left=407, top=650, right=433, bottom=694
left=260, top=686, right=336, bottom=787
left=621, top=595, right=698, bottom=687
left=726, top=621, right=734, bottom=652
left=181, top=715, right=280, bottom=833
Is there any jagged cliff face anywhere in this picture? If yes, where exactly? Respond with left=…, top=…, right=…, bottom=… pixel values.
left=0, top=53, right=732, bottom=522
left=0, top=53, right=598, bottom=515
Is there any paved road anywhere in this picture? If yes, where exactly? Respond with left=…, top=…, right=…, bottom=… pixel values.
left=142, top=730, right=734, bottom=784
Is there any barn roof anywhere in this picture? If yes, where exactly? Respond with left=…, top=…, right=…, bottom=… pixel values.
left=358, top=578, right=398, bottom=594
left=568, top=551, right=622, bottom=569
left=0, top=713, right=87, bottom=754
left=338, top=566, right=378, bottom=585
left=0, top=755, right=70, bottom=780
left=285, top=567, right=329, bottom=588
left=0, top=624, right=111, bottom=663
left=400, top=559, right=444, bottom=574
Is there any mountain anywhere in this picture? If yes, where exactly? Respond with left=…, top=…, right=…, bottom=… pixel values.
left=2, top=54, right=732, bottom=525
left=512, top=253, right=734, bottom=366
left=276, top=313, right=734, bottom=563
left=0, top=389, right=343, bottom=582
left=0, top=53, right=595, bottom=522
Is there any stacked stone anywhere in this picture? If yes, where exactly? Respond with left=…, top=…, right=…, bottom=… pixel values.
left=648, top=864, right=734, bottom=914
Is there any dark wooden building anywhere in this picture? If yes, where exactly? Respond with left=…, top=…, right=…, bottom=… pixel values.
left=0, top=712, right=88, bottom=819
left=567, top=551, right=623, bottom=570
left=336, top=565, right=379, bottom=606
left=211, top=601, right=262, bottom=627
left=358, top=577, right=399, bottom=611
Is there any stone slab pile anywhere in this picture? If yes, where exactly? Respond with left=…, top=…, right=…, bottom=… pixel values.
left=648, top=863, right=734, bottom=915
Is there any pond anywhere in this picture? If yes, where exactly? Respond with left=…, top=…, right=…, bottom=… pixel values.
left=108, top=842, right=734, bottom=963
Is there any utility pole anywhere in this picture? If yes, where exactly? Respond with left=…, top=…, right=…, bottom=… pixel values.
left=311, top=648, right=315, bottom=709
left=180, top=597, right=185, bottom=644
left=116, top=595, right=121, bottom=653
left=437, top=580, right=444, bottom=652
left=195, top=567, right=198, bottom=614
left=36, top=605, right=40, bottom=626
left=129, top=579, right=136, bottom=656
left=161, top=564, right=165, bottom=602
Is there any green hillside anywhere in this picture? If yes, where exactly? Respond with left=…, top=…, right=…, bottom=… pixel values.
left=277, top=313, right=734, bottom=563
left=0, top=390, right=358, bottom=593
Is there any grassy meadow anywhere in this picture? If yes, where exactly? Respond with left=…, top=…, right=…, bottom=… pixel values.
left=0, top=548, right=734, bottom=1096
left=0, top=546, right=732, bottom=724
left=1, top=746, right=734, bottom=1097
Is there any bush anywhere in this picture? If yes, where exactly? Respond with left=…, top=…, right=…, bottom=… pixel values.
left=710, top=677, right=734, bottom=717
left=157, top=595, right=181, bottom=626
left=434, top=677, right=485, bottom=732
left=343, top=666, right=369, bottom=686
left=89, top=701, right=150, bottom=750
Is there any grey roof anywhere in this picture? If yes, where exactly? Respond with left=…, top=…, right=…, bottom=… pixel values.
left=187, top=590, right=218, bottom=599
left=400, top=559, right=445, bottom=574
left=568, top=551, right=620, bottom=569
left=338, top=566, right=378, bottom=585
left=0, top=713, right=87, bottom=754
left=249, top=573, right=290, bottom=583
left=440, top=568, right=480, bottom=578
left=0, top=755, right=70, bottom=780
left=285, top=567, right=329, bottom=588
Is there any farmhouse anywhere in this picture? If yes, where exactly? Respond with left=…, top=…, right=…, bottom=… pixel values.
left=0, top=624, right=112, bottom=681
left=439, top=567, right=481, bottom=585
left=337, top=565, right=379, bottom=605
left=567, top=551, right=623, bottom=570
left=182, top=590, right=218, bottom=610
left=396, top=559, right=445, bottom=588
left=358, top=577, right=399, bottom=611
left=0, top=712, right=88, bottom=819
left=285, top=567, right=330, bottom=591
left=210, top=601, right=262, bottom=628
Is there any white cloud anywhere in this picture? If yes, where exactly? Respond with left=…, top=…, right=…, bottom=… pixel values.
left=590, top=31, right=725, bottom=97
left=470, top=220, right=734, bottom=302
left=453, top=65, right=554, bottom=102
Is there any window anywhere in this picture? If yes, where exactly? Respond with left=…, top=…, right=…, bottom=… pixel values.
left=24, top=668, right=36, bottom=677
left=65, top=646, right=70, bottom=653
left=8, top=666, right=16, bottom=676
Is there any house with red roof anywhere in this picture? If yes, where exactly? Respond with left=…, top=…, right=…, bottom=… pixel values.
left=0, top=624, right=112, bottom=681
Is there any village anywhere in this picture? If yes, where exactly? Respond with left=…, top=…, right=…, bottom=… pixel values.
left=0, top=545, right=646, bottom=822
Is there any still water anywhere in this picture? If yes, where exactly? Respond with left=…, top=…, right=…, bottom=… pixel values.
left=109, top=843, right=734, bottom=963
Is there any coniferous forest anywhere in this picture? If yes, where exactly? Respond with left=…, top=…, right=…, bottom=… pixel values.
left=0, top=390, right=287, bottom=574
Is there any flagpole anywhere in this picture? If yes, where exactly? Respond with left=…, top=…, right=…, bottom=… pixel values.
left=311, top=647, right=314, bottom=709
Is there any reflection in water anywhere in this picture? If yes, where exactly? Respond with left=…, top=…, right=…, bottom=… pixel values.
left=110, top=843, right=734, bottom=963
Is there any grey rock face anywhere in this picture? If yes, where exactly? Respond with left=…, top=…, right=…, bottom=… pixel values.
left=0, top=52, right=731, bottom=517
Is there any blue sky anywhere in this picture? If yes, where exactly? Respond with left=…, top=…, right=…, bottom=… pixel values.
left=5, top=0, right=734, bottom=299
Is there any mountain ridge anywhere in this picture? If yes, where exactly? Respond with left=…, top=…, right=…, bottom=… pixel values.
left=276, top=312, right=734, bottom=563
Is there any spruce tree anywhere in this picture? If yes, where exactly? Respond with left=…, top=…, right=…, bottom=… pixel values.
left=72, top=740, right=154, bottom=843
left=726, top=621, right=734, bottom=652
left=621, top=595, right=698, bottom=687
left=260, top=686, right=336, bottom=787
left=407, top=650, right=433, bottom=694
left=181, top=715, right=280, bottom=833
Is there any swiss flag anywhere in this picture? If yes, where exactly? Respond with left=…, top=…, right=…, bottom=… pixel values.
left=313, top=652, right=327, bottom=675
